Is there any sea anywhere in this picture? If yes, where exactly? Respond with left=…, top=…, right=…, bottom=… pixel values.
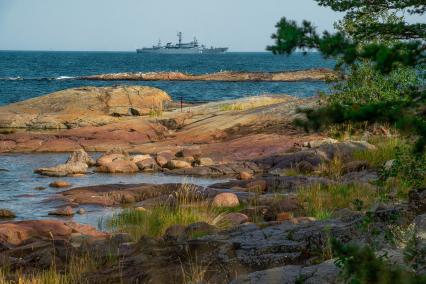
left=0, top=51, right=334, bottom=105
left=0, top=51, right=334, bottom=227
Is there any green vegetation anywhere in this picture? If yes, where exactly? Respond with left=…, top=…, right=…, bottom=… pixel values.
left=269, top=0, right=426, bottom=153
left=219, top=103, right=245, bottom=111
left=103, top=205, right=216, bottom=240
left=297, top=183, right=377, bottom=220
left=332, top=240, right=426, bottom=284
left=102, top=184, right=245, bottom=240
left=353, top=137, right=404, bottom=167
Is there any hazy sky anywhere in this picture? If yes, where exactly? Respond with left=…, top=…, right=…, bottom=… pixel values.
left=0, top=0, right=345, bottom=51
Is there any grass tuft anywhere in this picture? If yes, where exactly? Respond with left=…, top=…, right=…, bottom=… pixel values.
left=297, top=183, right=378, bottom=220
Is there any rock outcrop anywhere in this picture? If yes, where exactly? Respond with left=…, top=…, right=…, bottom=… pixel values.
left=79, top=69, right=337, bottom=82
left=34, top=149, right=93, bottom=177
left=0, top=86, right=171, bottom=129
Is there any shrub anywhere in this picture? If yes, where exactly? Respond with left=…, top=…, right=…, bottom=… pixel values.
left=333, top=240, right=426, bottom=284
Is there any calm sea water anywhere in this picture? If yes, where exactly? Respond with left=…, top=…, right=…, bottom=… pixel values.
left=0, top=153, right=227, bottom=227
left=0, top=51, right=334, bottom=105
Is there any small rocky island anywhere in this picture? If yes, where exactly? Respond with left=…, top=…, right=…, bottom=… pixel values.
left=0, top=84, right=424, bottom=283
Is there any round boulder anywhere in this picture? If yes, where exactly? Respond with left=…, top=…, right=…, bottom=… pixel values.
left=97, top=160, right=139, bottom=173
left=211, top=192, right=240, bottom=208
left=238, top=171, right=253, bottom=180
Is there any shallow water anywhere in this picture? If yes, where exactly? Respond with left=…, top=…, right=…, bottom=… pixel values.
left=0, top=153, right=227, bottom=227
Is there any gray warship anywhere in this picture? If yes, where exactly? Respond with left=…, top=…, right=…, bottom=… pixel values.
left=136, top=32, right=228, bottom=54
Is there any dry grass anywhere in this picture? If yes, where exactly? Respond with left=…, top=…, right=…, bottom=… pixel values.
left=0, top=254, right=95, bottom=284
left=219, top=97, right=285, bottom=112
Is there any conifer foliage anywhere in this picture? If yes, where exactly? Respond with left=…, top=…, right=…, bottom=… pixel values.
left=269, top=0, right=425, bottom=152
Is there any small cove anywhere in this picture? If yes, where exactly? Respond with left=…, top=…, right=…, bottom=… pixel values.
left=0, top=153, right=228, bottom=227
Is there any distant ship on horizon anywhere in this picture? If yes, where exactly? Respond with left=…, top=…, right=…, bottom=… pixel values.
left=136, top=32, right=228, bottom=54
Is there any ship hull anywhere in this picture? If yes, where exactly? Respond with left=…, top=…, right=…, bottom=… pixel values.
left=136, top=47, right=228, bottom=54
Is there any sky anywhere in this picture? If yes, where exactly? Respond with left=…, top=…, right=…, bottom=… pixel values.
left=1, top=0, right=344, bottom=52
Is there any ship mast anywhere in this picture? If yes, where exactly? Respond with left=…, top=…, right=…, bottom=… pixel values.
left=177, top=32, right=182, bottom=47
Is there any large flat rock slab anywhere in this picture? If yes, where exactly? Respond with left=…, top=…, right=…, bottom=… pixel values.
left=0, top=86, right=171, bottom=129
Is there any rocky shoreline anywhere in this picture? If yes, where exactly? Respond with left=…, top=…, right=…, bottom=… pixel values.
left=78, top=68, right=338, bottom=82
left=0, top=85, right=425, bottom=283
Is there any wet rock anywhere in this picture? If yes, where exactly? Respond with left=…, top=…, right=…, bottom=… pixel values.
left=48, top=206, right=74, bottom=216
left=35, top=149, right=92, bottom=177
left=34, top=186, right=46, bottom=191
left=211, top=192, right=240, bottom=208
left=238, top=171, right=253, bottom=180
left=96, top=160, right=139, bottom=173
left=165, top=159, right=192, bottom=170
left=156, top=150, right=174, bottom=167
left=49, top=180, right=72, bottom=188
left=77, top=208, right=86, bottom=215
left=216, top=213, right=249, bottom=227
left=0, top=209, right=15, bottom=218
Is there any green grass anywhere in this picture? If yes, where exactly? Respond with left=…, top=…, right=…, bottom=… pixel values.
left=353, top=137, right=404, bottom=168
left=297, top=183, right=378, bottom=220
left=219, top=103, right=244, bottom=111
left=103, top=205, right=213, bottom=240
left=102, top=186, right=245, bottom=241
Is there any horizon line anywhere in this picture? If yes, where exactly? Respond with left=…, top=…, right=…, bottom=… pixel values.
left=0, top=49, right=319, bottom=53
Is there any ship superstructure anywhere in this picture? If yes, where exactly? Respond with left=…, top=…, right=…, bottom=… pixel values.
left=137, top=32, right=228, bottom=54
